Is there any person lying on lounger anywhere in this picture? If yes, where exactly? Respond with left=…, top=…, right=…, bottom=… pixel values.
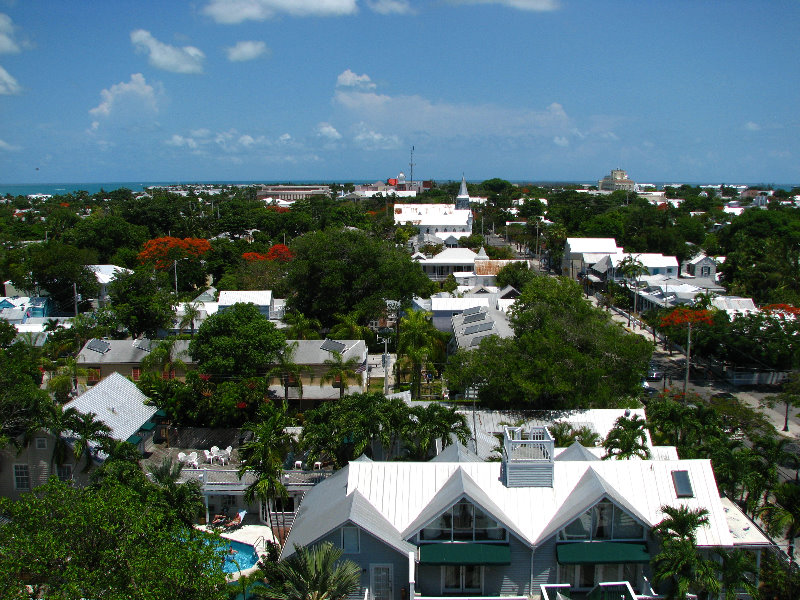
left=211, top=513, right=228, bottom=526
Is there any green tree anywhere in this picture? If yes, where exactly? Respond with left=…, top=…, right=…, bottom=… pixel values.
left=179, top=301, right=202, bottom=337
left=762, top=372, right=800, bottom=432
left=321, top=351, right=362, bottom=400
left=399, top=309, right=445, bottom=399
left=286, top=228, right=430, bottom=327
left=602, top=414, right=651, bottom=460
left=328, top=311, right=373, bottom=342
left=238, top=402, right=294, bottom=543
left=190, top=303, right=285, bottom=381
left=715, top=548, right=760, bottom=600
left=148, top=456, right=205, bottom=529
left=141, top=336, right=188, bottom=379
left=760, top=481, right=800, bottom=563
left=269, top=341, right=310, bottom=406
left=71, top=411, right=112, bottom=472
left=495, top=261, right=536, bottom=290
left=0, top=478, right=228, bottom=600
left=617, top=255, right=648, bottom=327
left=404, top=403, right=470, bottom=460
left=283, top=311, right=322, bottom=340
left=108, top=265, right=176, bottom=338
left=261, top=542, right=360, bottom=600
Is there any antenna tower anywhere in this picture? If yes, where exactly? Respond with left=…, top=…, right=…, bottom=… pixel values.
left=409, top=146, right=415, bottom=185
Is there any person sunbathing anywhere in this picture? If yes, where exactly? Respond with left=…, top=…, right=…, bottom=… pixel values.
left=211, top=513, right=228, bottom=526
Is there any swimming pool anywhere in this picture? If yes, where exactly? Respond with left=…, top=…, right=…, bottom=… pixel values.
left=221, top=539, right=260, bottom=573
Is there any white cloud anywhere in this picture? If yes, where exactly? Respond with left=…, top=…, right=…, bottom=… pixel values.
left=448, top=0, right=560, bottom=10
left=336, top=69, right=376, bottom=90
left=89, top=73, right=159, bottom=119
left=366, top=0, right=413, bottom=14
left=0, top=138, right=20, bottom=151
left=553, top=136, right=568, bottom=147
left=130, top=30, right=204, bottom=74
left=165, top=128, right=285, bottom=155
left=166, top=134, right=198, bottom=149
left=225, top=40, right=269, bottom=62
left=279, top=133, right=291, bottom=142
left=745, top=121, right=761, bottom=131
left=334, top=87, right=573, bottom=140
left=317, top=122, right=342, bottom=140
left=0, top=64, right=20, bottom=94
left=353, top=123, right=401, bottom=150
left=203, top=0, right=358, bottom=23
left=0, top=13, right=21, bottom=54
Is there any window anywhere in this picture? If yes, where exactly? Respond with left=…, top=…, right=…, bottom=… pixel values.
left=35, top=437, right=47, bottom=450
left=341, top=526, right=360, bottom=553
left=87, top=369, right=100, bottom=384
left=14, top=465, right=30, bottom=490
left=700, top=266, right=711, bottom=277
left=56, top=464, right=73, bottom=482
left=419, top=499, right=506, bottom=542
left=443, top=565, right=482, bottom=593
left=131, top=367, right=141, bottom=381
left=559, top=501, right=644, bottom=541
left=672, top=470, right=694, bottom=498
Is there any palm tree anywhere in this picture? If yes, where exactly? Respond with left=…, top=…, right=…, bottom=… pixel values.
left=602, top=414, right=651, bottom=460
left=404, top=403, right=470, bottom=460
left=651, top=506, right=718, bottom=600
left=269, top=342, right=310, bottom=407
left=715, top=548, right=760, bottom=600
left=760, top=481, right=800, bottom=562
left=179, top=302, right=201, bottom=337
left=618, top=255, right=648, bottom=327
left=652, top=505, right=710, bottom=544
left=763, top=371, right=800, bottom=432
left=261, top=542, right=360, bottom=600
left=141, top=336, right=187, bottom=380
left=46, top=357, right=88, bottom=403
left=398, top=309, right=444, bottom=399
left=45, top=405, right=79, bottom=467
left=283, top=311, right=321, bottom=340
left=148, top=456, right=204, bottom=528
left=71, top=411, right=112, bottom=472
left=239, top=402, right=294, bottom=544
left=321, top=351, right=361, bottom=400
left=328, top=312, right=372, bottom=341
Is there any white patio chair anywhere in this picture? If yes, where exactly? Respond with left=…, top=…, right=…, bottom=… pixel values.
left=187, top=451, right=199, bottom=468
left=225, top=445, right=233, bottom=457
left=177, top=451, right=187, bottom=463
left=204, top=449, right=214, bottom=464
left=217, top=451, right=229, bottom=466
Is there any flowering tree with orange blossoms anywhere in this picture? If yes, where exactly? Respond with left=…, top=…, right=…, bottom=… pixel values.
left=661, top=307, right=714, bottom=396
left=138, top=237, right=212, bottom=270
left=242, top=252, right=268, bottom=262
left=265, top=243, right=294, bottom=263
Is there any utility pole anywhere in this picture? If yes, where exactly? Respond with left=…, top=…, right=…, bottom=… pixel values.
left=409, top=146, right=415, bottom=187
left=378, top=335, right=390, bottom=395
left=73, top=282, right=78, bottom=317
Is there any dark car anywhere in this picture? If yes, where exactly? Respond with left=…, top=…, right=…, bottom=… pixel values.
left=646, top=362, right=664, bottom=381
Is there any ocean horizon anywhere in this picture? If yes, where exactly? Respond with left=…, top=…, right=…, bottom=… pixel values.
left=1, top=180, right=797, bottom=197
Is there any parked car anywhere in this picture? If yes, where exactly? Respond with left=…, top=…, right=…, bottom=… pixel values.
left=647, top=362, right=664, bottom=381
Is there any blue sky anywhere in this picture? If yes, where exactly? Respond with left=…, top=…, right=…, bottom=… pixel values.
left=0, top=0, right=798, bottom=184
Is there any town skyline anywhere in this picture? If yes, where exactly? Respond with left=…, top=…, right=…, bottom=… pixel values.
left=0, top=1, right=798, bottom=184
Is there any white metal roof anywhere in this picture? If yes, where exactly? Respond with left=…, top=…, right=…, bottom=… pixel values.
left=566, top=238, right=620, bottom=254
left=298, top=458, right=736, bottom=549
left=431, top=297, right=490, bottom=312
left=394, top=204, right=472, bottom=227
left=419, top=247, right=477, bottom=265
left=217, top=290, right=273, bottom=306
left=65, top=372, right=156, bottom=442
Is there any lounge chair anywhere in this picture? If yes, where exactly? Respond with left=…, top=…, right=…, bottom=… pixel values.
left=204, top=449, right=214, bottom=463
left=224, top=510, right=246, bottom=529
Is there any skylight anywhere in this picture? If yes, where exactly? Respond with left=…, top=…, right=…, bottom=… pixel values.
left=671, top=470, right=694, bottom=498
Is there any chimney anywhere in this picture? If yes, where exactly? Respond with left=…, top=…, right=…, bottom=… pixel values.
left=501, top=426, right=554, bottom=488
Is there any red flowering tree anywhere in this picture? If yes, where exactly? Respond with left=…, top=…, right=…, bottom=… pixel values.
left=661, top=307, right=714, bottom=396
left=242, top=252, right=268, bottom=262
left=265, top=243, right=294, bottom=263
left=138, top=237, right=212, bottom=269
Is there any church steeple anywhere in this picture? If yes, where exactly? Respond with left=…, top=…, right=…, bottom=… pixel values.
left=455, top=175, right=470, bottom=210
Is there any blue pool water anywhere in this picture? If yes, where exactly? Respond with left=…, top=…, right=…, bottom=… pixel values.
left=221, top=540, right=260, bottom=573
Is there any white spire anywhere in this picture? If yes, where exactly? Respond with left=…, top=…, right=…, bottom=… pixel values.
left=457, top=175, right=469, bottom=199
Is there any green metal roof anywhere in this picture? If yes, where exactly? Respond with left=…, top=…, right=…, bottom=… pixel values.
left=154, top=409, right=167, bottom=418
left=419, top=543, right=511, bottom=565
left=126, top=435, right=143, bottom=445
left=139, top=421, right=157, bottom=432
left=556, top=542, right=650, bottom=565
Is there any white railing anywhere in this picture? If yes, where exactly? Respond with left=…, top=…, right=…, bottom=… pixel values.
left=540, top=583, right=571, bottom=600
left=503, top=426, right=554, bottom=462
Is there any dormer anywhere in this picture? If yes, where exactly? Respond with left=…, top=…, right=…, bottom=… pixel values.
left=501, top=426, right=554, bottom=488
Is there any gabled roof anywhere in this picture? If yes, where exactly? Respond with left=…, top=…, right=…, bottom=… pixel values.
left=285, top=339, right=366, bottom=364
left=283, top=467, right=415, bottom=560
left=419, top=247, right=477, bottom=265
left=217, top=290, right=273, bottom=306
left=64, top=372, right=156, bottom=442
left=430, top=442, right=482, bottom=463
left=535, top=468, right=651, bottom=544
left=555, top=441, right=600, bottom=462
left=77, top=338, right=193, bottom=367
left=400, top=467, right=530, bottom=545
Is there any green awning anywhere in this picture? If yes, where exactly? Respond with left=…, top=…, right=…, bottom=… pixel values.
left=419, top=543, right=511, bottom=565
left=139, top=420, right=157, bottom=432
left=126, top=435, right=143, bottom=445
left=154, top=409, right=167, bottom=418
left=557, top=542, right=650, bottom=565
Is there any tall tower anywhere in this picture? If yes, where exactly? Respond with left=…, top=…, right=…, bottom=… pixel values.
left=455, top=174, right=470, bottom=210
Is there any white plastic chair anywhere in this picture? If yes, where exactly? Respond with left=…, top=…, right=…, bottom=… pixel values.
left=225, top=445, right=233, bottom=457
left=204, top=449, right=214, bottom=464
left=187, top=451, right=199, bottom=468
left=177, top=451, right=187, bottom=463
